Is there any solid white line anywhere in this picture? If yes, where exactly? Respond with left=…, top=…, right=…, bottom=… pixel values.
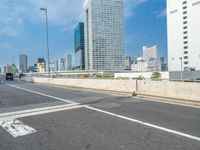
left=1, top=105, right=85, bottom=121
left=0, top=103, right=77, bottom=118
left=5, top=83, right=79, bottom=105
left=85, top=106, right=200, bottom=142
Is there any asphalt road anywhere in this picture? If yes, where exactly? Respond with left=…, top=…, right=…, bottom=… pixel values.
left=0, top=80, right=200, bottom=150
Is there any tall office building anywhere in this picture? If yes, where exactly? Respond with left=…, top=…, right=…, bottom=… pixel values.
left=64, top=54, right=72, bottom=70
left=84, top=0, right=125, bottom=71
left=74, top=22, right=85, bottom=70
left=37, top=58, right=46, bottom=73
left=143, top=45, right=158, bottom=62
left=125, top=56, right=131, bottom=70
left=19, top=54, right=28, bottom=73
left=58, top=58, right=65, bottom=71
left=167, top=0, right=200, bottom=71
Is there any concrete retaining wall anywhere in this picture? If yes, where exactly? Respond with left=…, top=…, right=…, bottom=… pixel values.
left=32, top=77, right=136, bottom=93
left=137, top=80, right=200, bottom=102
left=22, top=77, right=200, bottom=102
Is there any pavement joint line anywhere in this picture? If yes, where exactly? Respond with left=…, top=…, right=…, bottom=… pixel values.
left=85, top=106, right=200, bottom=142
left=135, top=97, right=200, bottom=109
left=5, top=83, right=79, bottom=105
left=0, top=105, right=85, bottom=121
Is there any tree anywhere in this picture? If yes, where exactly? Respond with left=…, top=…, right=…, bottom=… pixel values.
left=151, top=71, right=161, bottom=80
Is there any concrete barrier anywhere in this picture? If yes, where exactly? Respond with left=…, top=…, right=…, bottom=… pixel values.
left=32, top=77, right=136, bottom=93
left=22, top=77, right=200, bottom=102
left=137, top=80, right=200, bottom=102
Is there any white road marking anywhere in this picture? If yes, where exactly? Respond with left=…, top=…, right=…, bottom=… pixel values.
left=85, top=106, right=200, bottom=142
left=4, top=83, right=200, bottom=142
left=0, top=103, right=76, bottom=118
left=0, top=105, right=85, bottom=121
left=0, top=120, right=36, bottom=138
left=5, top=84, right=79, bottom=105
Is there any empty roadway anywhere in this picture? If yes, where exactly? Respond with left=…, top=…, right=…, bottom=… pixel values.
left=0, top=80, right=200, bottom=150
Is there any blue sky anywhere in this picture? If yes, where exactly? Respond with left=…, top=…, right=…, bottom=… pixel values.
left=0, top=0, right=167, bottom=67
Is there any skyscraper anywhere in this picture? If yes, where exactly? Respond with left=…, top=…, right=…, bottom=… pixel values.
left=84, top=0, right=125, bottom=71
left=143, top=45, right=158, bottom=62
left=167, top=0, right=200, bottom=71
left=19, top=54, right=28, bottom=73
left=74, top=22, right=85, bottom=70
left=37, top=58, right=46, bottom=73
left=64, top=54, right=72, bottom=70
left=58, top=58, right=65, bottom=71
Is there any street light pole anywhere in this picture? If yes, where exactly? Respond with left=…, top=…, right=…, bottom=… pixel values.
left=179, top=57, right=183, bottom=81
left=40, top=8, right=50, bottom=78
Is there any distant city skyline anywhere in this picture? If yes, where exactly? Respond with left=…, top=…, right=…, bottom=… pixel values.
left=0, top=0, right=167, bottom=67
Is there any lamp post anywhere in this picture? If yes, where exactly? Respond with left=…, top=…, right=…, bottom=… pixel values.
left=40, top=8, right=50, bottom=78
left=179, top=57, right=183, bottom=81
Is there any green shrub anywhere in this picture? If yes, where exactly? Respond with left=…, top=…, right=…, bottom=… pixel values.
left=151, top=71, right=161, bottom=80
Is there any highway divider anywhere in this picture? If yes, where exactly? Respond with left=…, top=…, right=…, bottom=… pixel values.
left=21, top=77, right=200, bottom=103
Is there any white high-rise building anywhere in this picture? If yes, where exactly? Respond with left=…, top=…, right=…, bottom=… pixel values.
left=84, top=0, right=125, bottom=71
left=167, top=0, right=200, bottom=71
left=58, top=58, right=65, bottom=71
left=143, top=45, right=158, bottom=62
left=64, top=54, right=72, bottom=70
left=19, top=54, right=28, bottom=73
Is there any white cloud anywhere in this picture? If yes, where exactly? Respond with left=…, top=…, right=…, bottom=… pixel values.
left=155, top=8, right=166, bottom=18
left=0, top=0, right=148, bottom=37
left=125, top=0, right=149, bottom=17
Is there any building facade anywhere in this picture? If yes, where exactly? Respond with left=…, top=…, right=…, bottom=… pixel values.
left=58, top=58, right=65, bottom=71
left=64, top=54, right=72, bottom=70
left=84, top=0, right=125, bottom=71
left=143, top=45, right=158, bottom=62
left=37, top=58, right=46, bottom=73
left=131, top=57, right=148, bottom=72
left=125, top=56, right=132, bottom=70
left=74, top=22, right=85, bottom=70
left=19, top=54, right=28, bottom=73
left=167, top=0, right=200, bottom=71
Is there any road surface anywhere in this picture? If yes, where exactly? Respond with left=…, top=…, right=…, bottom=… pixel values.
left=0, top=80, right=200, bottom=150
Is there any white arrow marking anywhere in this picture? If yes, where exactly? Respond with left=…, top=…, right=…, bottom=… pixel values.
left=0, top=120, right=36, bottom=138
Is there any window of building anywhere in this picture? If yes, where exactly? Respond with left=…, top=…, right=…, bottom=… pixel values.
left=183, top=31, right=188, bottom=34
left=184, top=51, right=188, bottom=54
left=183, top=1, right=187, bottom=5
left=183, top=36, right=188, bottom=39
left=192, top=1, right=200, bottom=6
left=184, top=56, right=188, bottom=59
left=183, top=6, right=187, bottom=9
left=183, top=11, right=187, bottom=14
left=184, top=46, right=188, bottom=49
left=183, top=16, right=187, bottom=19
left=183, top=26, right=188, bottom=29
left=183, top=21, right=187, bottom=24
left=184, top=41, right=188, bottom=44
left=184, top=62, right=188, bottom=65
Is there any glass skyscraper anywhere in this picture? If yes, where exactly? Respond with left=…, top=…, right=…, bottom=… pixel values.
left=84, top=0, right=125, bottom=71
left=74, top=22, right=85, bottom=70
